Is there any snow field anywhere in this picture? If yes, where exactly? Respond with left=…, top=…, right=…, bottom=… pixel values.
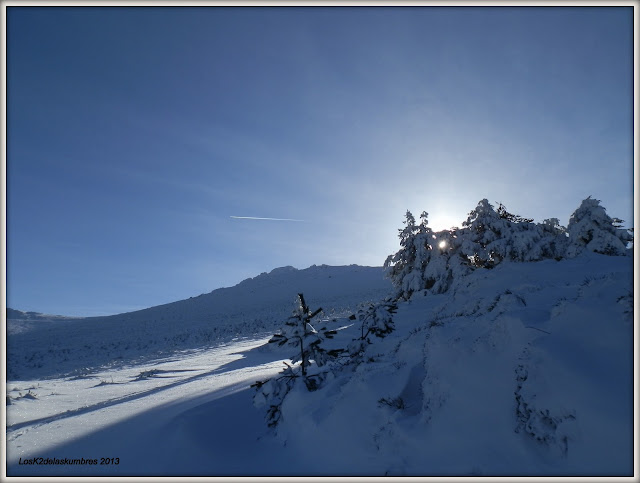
left=4, top=254, right=633, bottom=476
left=6, top=336, right=286, bottom=475
left=6, top=265, right=392, bottom=476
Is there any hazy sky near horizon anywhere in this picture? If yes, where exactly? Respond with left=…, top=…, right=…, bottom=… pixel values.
left=7, top=6, right=634, bottom=316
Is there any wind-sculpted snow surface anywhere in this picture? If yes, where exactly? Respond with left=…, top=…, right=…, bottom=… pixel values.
left=7, top=265, right=391, bottom=380
left=266, top=252, right=633, bottom=476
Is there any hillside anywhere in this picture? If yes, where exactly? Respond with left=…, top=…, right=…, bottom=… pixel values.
left=6, top=251, right=633, bottom=476
left=264, top=252, right=633, bottom=475
left=6, top=264, right=391, bottom=380
left=6, top=197, right=635, bottom=476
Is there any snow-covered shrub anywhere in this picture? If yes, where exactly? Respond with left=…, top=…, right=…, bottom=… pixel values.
left=252, top=363, right=298, bottom=427
left=356, top=298, right=398, bottom=341
left=565, top=196, right=633, bottom=257
left=514, top=363, right=577, bottom=458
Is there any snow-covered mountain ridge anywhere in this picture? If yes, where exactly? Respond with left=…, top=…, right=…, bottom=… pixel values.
left=6, top=264, right=391, bottom=380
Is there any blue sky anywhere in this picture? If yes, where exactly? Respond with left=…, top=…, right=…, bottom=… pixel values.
left=6, top=6, right=634, bottom=316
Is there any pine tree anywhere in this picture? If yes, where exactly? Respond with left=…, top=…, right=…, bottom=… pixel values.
left=460, top=199, right=511, bottom=268
left=460, top=199, right=549, bottom=266
left=565, top=197, right=632, bottom=257
left=253, top=293, right=340, bottom=426
left=422, top=228, right=456, bottom=293
left=385, top=197, right=629, bottom=303
left=357, top=298, right=398, bottom=341
left=386, top=211, right=470, bottom=298
left=268, top=293, right=327, bottom=376
left=384, top=211, right=420, bottom=299
left=413, top=211, right=434, bottom=274
left=347, top=298, right=398, bottom=360
left=529, top=218, right=568, bottom=260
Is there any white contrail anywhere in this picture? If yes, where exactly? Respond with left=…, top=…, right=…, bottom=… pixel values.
left=230, top=216, right=305, bottom=222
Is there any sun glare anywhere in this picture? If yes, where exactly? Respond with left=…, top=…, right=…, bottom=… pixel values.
left=429, top=213, right=461, bottom=232
left=438, top=240, right=447, bottom=250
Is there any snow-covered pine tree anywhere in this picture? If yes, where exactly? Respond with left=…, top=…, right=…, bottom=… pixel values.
left=268, top=293, right=328, bottom=376
left=413, top=211, right=434, bottom=274
left=254, top=293, right=342, bottom=426
left=357, top=297, right=398, bottom=341
left=386, top=211, right=470, bottom=298
left=412, top=212, right=464, bottom=295
left=439, top=227, right=475, bottom=286
left=384, top=211, right=421, bottom=299
left=459, top=199, right=512, bottom=268
left=421, top=228, right=463, bottom=294
left=565, top=196, right=633, bottom=257
left=403, top=211, right=435, bottom=297
left=459, top=199, right=545, bottom=266
left=529, top=218, right=568, bottom=261
left=386, top=197, right=629, bottom=303
left=347, top=297, right=398, bottom=361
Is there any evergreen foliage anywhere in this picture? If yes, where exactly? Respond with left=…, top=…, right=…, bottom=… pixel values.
left=385, top=197, right=631, bottom=300
left=497, top=202, right=534, bottom=223
left=356, top=298, right=398, bottom=340
left=253, top=293, right=343, bottom=426
left=252, top=363, right=298, bottom=427
left=565, top=196, right=633, bottom=257
left=267, top=293, right=328, bottom=376
left=254, top=293, right=398, bottom=426
left=384, top=211, right=419, bottom=297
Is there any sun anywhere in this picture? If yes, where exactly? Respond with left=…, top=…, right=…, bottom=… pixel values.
left=438, top=240, right=448, bottom=250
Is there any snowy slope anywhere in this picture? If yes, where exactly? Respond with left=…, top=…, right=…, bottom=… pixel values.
left=6, top=335, right=288, bottom=476
left=269, top=252, right=634, bottom=476
left=5, top=254, right=634, bottom=476
left=6, top=264, right=390, bottom=380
